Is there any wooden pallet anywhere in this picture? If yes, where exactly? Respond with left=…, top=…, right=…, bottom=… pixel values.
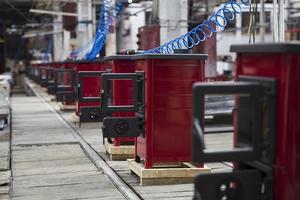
left=41, top=87, right=47, bottom=92
left=0, top=171, right=10, bottom=200
left=42, top=94, right=56, bottom=102
left=59, top=103, right=75, bottom=111
left=37, top=86, right=55, bottom=102
left=49, top=95, right=56, bottom=102
left=72, top=113, right=80, bottom=123
left=127, top=159, right=211, bottom=186
left=104, top=140, right=135, bottom=161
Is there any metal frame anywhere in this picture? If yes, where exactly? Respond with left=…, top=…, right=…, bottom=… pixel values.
left=54, top=68, right=77, bottom=88
left=192, top=76, right=277, bottom=200
left=101, top=73, right=144, bottom=113
left=77, top=71, right=107, bottom=102
left=54, top=68, right=77, bottom=102
left=101, top=72, right=145, bottom=138
left=192, top=82, right=264, bottom=162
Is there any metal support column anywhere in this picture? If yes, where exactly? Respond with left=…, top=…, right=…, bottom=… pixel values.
left=260, top=0, right=265, bottom=42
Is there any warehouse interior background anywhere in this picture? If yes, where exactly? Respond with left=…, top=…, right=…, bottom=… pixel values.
left=0, top=0, right=299, bottom=78
left=0, top=0, right=300, bottom=200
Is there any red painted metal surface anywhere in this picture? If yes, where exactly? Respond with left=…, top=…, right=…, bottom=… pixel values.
left=134, top=55, right=206, bottom=168
left=63, top=61, right=75, bottom=86
left=75, top=60, right=106, bottom=116
left=58, top=61, right=76, bottom=105
left=235, top=47, right=300, bottom=200
left=49, top=62, right=64, bottom=80
left=40, top=63, right=48, bottom=80
left=105, top=56, right=135, bottom=146
left=51, top=62, right=64, bottom=69
left=137, top=25, right=160, bottom=51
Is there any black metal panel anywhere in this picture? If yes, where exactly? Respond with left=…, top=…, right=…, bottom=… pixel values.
left=101, top=72, right=145, bottom=138
left=80, top=106, right=103, bottom=122
left=101, top=73, right=144, bottom=113
left=102, top=117, right=140, bottom=138
left=134, top=54, right=208, bottom=60
left=192, top=76, right=277, bottom=200
left=47, top=84, right=56, bottom=95
left=194, top=170, right=262, bottom=200
left=56, top=91, right=76, bottom=102
left=192, top=82, right=264, bottom=162
left=54, top=68, right=77, bottom=87
left=230, top=42, right=300, bottom=53
left=40, top=79, right=47, bottom=87
left=44, top=67, right=55, bottom=87
left=72, top=59, right=104, bottom=64
left=103, top=55, right=136, bottom=61
left=53, top=68, right=76, bottom=102
left=239, top=76, right=277, bottom=166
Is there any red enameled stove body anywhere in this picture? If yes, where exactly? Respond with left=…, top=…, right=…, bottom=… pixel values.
left=232, top=43, right=300, bottom=200
left=134, top=54, right=207, bottom=168
left=63, top=61, right=76, bottom=87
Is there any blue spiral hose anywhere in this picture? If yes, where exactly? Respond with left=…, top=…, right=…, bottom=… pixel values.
left=143, top=0, right=251, bottom=54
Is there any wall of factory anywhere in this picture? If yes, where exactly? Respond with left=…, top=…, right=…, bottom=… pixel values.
left=117, top=3, right=146, bottom=51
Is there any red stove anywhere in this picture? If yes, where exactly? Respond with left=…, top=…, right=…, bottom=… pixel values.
left=103, top=55, right=136, bottom=146
left=101, top=54, right=207, bottom=168
left=31, top=63, right=43, bottom=83
left=39, top=62, right=59, bottom=88
left=192, top=43, right=300, bottom=200
left=47, top=62, right=64, bottom=95
left=39, top=63, right=49, bottom=86
left=75, top=60, right=107, bottom=123
left=55, top=61, right=77, bottom=104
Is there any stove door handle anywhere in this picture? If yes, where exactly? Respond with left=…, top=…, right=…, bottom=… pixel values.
left=192, top=82, right=263, bottom=163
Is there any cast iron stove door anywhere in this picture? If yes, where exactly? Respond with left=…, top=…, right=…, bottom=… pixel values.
left=101, top=72, right=145, bottom=138
left=192, top=76, right=277, bottom=200
left=77, top=71, right=108, bottom=122
left=54, top=68, right=76, bottom=102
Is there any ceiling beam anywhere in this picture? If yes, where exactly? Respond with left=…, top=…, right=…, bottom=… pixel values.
left=30, top=8, right=88, bottom=17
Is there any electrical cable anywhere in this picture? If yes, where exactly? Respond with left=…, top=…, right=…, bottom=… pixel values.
left=84, top=0, right=124, bottom=60
left=44, top=38, right=53, bottom=62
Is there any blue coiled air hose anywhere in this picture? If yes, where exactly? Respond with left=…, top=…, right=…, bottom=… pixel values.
left=143, top=0, right=251, bottom=54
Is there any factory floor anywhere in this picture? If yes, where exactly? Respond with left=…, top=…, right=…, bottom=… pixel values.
left=10, top=94, right=126, bottom=200
left=4, top=79, right=232, bottom=200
